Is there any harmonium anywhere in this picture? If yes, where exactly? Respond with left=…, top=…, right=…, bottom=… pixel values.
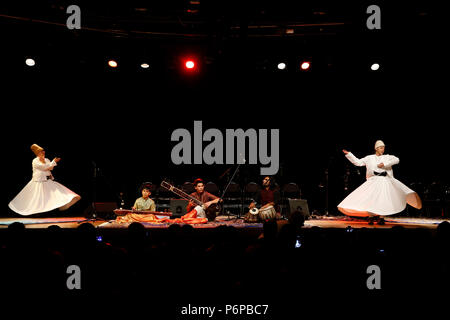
left=113, top=209, right=173, bottom=219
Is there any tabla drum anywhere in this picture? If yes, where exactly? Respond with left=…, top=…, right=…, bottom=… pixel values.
left=243, top=208, right=260, bottom=223
left=258, top=205, right=276, bottom=221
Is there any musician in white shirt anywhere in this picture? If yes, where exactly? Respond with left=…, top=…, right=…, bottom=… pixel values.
left=338, top=140, right=422, bottom=224
left=132, top=183, right=156, bottom=211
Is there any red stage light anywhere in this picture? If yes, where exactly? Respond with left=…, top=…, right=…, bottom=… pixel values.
left=300, top=61, right=311, bottom=70
left=185, top=60, right=195, bottom=69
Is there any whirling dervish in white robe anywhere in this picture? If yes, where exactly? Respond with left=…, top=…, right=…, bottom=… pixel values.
left=337, top=140, right=422, bottom=217
left=8, top=144, right=81, bottom=216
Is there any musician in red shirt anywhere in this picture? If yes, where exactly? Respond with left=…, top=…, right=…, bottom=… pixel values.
left=186, top=178, right=221, bottom=219
left=249, top=176, right=281, bottom=213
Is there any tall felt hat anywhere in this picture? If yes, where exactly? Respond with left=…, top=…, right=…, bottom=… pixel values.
left=30, top=144, right=44, bottom=156
left=374, top=140, right=385, bottom=150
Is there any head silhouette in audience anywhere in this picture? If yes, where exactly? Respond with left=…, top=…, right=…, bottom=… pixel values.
left=6, top=222, right=26, bottom=248
left=262, top=219, right=278, bottom=243
left=76, top=222, right=97, bottom=247
left=436, top=221, right=450, bottom=246
left=288, top=210, right=305, bottom=230
left=127, top=222, right=148, bottom=248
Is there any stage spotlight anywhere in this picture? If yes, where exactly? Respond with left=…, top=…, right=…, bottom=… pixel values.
left=300, top=61, right=311, bottom=70
left=277, top=62, right=287, bottom=70
left=108, top=60, right=118, bottom=68
left=185, top=60, right=195, bottom=69
left=25, top=58, right=35, bottom=67
left=370, top=63, right=380, bottom=71
left=140, top=63, right=150, bottom=69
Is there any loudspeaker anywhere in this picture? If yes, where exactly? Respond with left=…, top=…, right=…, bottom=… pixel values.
left=170, top=199, right=189, bottom=217
left=288, top=199, right=310, bottom=219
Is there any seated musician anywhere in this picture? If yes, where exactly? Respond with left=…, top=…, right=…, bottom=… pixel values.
left=186, top=178, right=221, bottom=218
left=132, top=183, right=156, bottom=212
left=248, top=176, right=281, bottom=214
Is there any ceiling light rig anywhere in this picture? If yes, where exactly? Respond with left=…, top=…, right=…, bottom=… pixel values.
left=108, top=59, right=118, bottom=68
left=25, top=58, right=36, bottom=67
left=370, top=63, right=380, bottom=71
left=277, top=62, right=287, bottom=70
left=300, top=61, right=311, bottom=71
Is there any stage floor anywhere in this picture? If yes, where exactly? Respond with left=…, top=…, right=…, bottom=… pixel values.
left=0, top=214, right=447, bottom=230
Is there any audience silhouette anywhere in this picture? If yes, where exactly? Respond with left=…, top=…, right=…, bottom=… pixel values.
left=0, top=219, right=449, bottom=313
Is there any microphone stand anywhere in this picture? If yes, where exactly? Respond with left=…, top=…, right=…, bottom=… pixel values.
left=325, top=168, right=329, bottom=216
left=221, top=161, right=243, bottom=221
left=78, top=161, right=105, bottom=224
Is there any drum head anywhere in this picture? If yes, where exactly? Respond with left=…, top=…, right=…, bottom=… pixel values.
left=258, top=205, right=276, bottom=221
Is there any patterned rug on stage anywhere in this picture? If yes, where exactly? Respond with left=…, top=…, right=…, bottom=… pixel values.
left=98, top=216, right=263, bottom=229
left=1, top=215, right=446, bottom=229
left=0, top=217, right=87, bottom=226
left=306, top=215, right=449, bottom=227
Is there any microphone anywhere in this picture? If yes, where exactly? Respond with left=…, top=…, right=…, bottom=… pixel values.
left=238, top=153, right=246, bottom=164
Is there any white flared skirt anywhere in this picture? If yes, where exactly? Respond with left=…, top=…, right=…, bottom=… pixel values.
left=8, top=180, right=80, bottom=216
left=337, top=176, right=422, bottom=217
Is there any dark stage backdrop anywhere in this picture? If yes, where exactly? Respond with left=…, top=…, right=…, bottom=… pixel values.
left=2, top=71, right=447, bottom=217
left=1, top=0, right=446, bottom=216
